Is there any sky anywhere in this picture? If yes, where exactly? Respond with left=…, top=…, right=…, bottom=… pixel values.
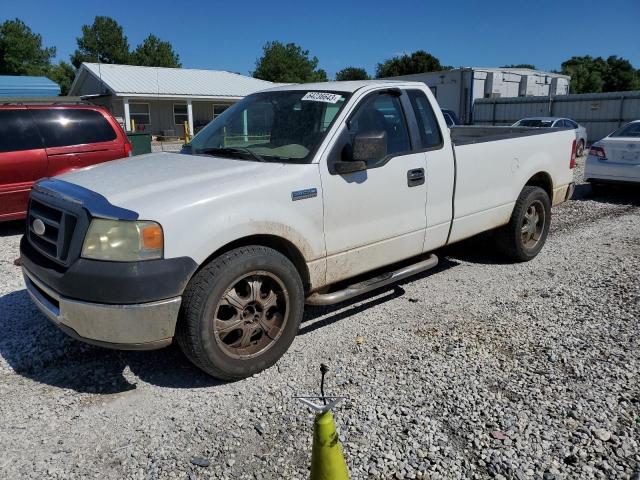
left=2, top=0, right=639, bottom=78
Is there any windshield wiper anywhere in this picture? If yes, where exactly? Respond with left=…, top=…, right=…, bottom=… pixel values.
left=199, top=147, right=266, bottom=162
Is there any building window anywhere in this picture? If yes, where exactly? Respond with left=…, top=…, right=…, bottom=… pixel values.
left=174, top=103, right=188, bottom=125
left=129, top=103, right=150, bottom=129
left=213, top=104, right=229, bottom=119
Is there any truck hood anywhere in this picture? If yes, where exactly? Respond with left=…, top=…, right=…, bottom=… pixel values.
left=56, top=152, right=287, bottom=216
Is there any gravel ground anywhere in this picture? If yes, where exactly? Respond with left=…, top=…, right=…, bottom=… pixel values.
left=0, top=157, right=638, bottom=480
left=151, top=141, right=184, bottom=153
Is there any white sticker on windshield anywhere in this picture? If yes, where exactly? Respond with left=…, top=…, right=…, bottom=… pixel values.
left=301, top=92, right=343, bottom=104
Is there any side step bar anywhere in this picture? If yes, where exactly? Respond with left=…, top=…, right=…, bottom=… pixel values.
left=306, top=254, right=438, bottom=306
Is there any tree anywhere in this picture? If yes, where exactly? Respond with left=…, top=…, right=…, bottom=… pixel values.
left=47, top=61, right=76, bottom=95
left=0, top=18, right=56, bottom=76
left=71, top=16, right=130, bottom=68
left=561, top=56, right=606, bottom=93
left=335, top=67, right=370, bottom=81
left=376, top=50, right=447, bottom=78
left=602, top=55, right=640, bottom=92
left=501, top=64, right=537, bottom=70
left=132, top=34, right=181, bottom=68
left=253, top=41, right=327, bottom=83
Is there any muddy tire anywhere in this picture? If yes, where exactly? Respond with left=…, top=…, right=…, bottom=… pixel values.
left=175, top=246, right=304, bottom=380
left=497, top=186, right=551, bottom=262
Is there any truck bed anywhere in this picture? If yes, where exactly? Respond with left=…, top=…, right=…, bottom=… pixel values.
left=450, top=126, right=564, bottom=146
left=447, top=126, right=575, bottom=245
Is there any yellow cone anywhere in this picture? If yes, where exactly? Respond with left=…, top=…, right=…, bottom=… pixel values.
left=310, top=410, right=350, bottom=480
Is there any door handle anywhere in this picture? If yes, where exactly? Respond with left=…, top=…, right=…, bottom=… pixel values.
left=407, top=168, right=425, bottom=187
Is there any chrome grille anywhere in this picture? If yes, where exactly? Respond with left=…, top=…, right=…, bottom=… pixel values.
left=28, top=197, right=79, bottom=265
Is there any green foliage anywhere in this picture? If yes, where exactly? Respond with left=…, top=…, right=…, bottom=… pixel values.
left=71, top=16, right=130, bottom=68
left=0, top=18, right=56, bottom=75
left=501, top=64, right=537, bottom=69
left=253, top=41, right=327, bottom=83
left=376, top=50, right=448, bottom=78
left=561, top=55, right=640, bottom=93
left=602, top=56, right=640, bottom=92
left=47, top=61, right=76, bottom=95
left=132, top=34, right=181, bottom=68
left=1, top=16, right=185, bottom=96
left=335, top=67, right=370, bottom=81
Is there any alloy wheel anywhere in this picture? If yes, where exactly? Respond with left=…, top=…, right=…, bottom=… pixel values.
left=213, top=271, right=289, bottom=359
left=521, top=200, right=545, bottom=249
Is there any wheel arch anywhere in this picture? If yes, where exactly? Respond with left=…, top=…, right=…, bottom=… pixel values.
left=524, top=171, right=553, bottom=200
left=195, top=234, right=312, bottom=292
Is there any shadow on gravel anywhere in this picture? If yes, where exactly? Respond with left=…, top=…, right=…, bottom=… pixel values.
left=0, top=220, right=24, bottom=237
left=0, top=289, right=222, bottom=394
left=300, top=257, right=460, bottom=334
left=436, top=232, right=511, bottom=266
left=572, top=183, right=640, bottom=205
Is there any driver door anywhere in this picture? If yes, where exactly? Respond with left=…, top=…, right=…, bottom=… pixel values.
left=319, top=90, right=427, bottom=285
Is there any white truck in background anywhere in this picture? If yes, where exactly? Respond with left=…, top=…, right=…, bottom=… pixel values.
left=20, top=81, right=576, bottom=380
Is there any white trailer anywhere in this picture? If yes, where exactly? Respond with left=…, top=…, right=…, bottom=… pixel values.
left=391, top=67, right=570, bottom=124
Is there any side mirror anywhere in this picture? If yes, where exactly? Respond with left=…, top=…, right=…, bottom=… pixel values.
left=352, top=131, right=387, bottom=162
left=334, top=160, right=367, bottom=174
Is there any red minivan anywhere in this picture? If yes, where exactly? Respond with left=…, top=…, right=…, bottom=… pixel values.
left=0, top=104, right=132, bottom=221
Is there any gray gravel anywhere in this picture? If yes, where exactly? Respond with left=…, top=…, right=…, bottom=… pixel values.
left=0, top=157, right=638, bottom=479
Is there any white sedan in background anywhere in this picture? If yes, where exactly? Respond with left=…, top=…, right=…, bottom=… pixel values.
left=585, top=120, right=640, bottom=190
left=513, top=117, right=588, bottom=156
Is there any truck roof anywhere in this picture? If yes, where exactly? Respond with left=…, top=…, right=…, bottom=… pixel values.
left=264, top=80, right=426, bottom=93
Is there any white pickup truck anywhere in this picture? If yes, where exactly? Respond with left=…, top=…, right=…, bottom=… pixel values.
left=21, top=81, right=576, bottom=379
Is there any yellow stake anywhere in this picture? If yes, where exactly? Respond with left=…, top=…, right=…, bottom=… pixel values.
left=310, top=410, right=350, bottom=480
left=297, top=364, right=350, bottom=480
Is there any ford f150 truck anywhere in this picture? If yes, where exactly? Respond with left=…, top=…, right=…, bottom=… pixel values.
left=20, top=81, right=576, bottom=380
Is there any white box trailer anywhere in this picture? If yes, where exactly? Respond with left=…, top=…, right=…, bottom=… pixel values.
left=391, top=67, right=570, bottom=124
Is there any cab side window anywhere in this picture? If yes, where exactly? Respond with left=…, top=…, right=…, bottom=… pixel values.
left=348, top=92, right=410, bottom=160
left=407, top=90, right=442, bottom=149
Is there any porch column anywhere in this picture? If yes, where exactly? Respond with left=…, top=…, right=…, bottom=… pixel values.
left=243, top=109, right=248, bottom=142
left=123, top=97, right=131, bottom=132
left=187, top=100, right=194, bottom=137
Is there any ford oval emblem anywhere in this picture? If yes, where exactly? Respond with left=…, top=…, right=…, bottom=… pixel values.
left=32, top=218, right=46, bottom=236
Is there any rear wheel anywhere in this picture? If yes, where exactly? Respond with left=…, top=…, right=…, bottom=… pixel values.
left=176, top=246, right=304, bottom=380
left=497, top=186, right=551, bottom=262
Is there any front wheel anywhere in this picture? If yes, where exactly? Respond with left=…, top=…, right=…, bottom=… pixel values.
left=176, top=246, right=304, bottom=380
left=497, top=186, right=551, bottom=262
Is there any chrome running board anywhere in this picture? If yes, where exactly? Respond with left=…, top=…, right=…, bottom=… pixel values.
left=305, top=254, right=438, bottom=306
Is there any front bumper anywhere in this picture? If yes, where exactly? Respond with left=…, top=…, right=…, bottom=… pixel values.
left=23, top=266, right=181, bottom=350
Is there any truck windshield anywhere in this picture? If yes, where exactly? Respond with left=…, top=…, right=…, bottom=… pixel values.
left=185, top=90, right=350, bottom=162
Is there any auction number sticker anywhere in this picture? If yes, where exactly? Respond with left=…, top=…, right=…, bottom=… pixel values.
left=301, top=92, right=343, bottom=103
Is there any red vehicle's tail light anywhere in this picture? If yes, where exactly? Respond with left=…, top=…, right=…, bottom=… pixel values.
left=124, top=141, right=133, bottom=157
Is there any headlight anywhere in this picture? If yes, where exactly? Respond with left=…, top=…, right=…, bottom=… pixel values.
left=81, top=219, right=163, bottom=261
